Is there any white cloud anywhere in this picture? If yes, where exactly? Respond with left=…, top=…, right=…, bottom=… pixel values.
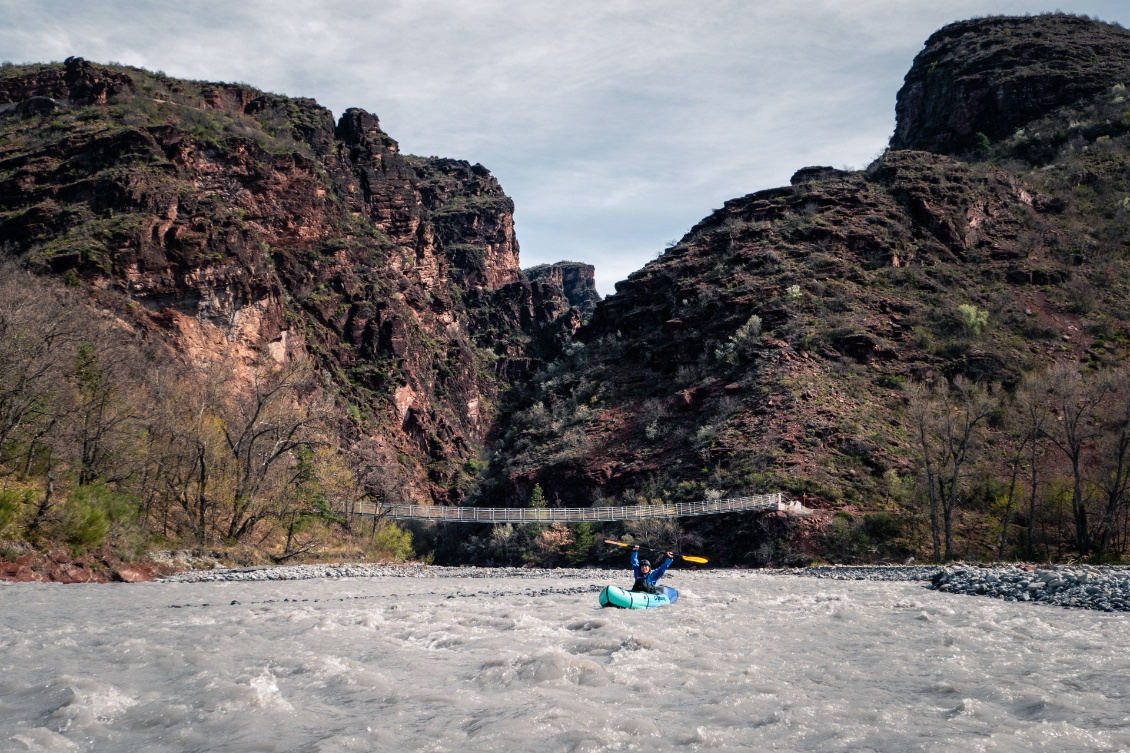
left=2, top=0, right=1129, bottom=294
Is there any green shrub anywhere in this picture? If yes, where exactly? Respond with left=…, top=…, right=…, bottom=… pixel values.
left=822, top=514, right=869, bottom=562
left=368, top=521, right=414, bottom=561
left=958, top=304, right=988, bottom=336
left=0, top=489, right=31, bottom=537
left=912, top=326, right=937, bottom=353
left=973, top=131, right=991, bottom=159
left=56, top=483, right=140, bottom=556
left=877, top=373, right=907, bottom=389
left=863, top=512, right=901, bottom=541
left=715, top=314, right=763, bottom=364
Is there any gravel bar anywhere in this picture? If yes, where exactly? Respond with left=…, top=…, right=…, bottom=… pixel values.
left=929, top=564, right=1130, bottom=612
left=769, top=563, right=1130, bottom=613
left=163, top=562, right=1130, bottom=614
left=769, top=565, right=944, bottom=581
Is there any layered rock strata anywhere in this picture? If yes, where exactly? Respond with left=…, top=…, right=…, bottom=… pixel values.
left=891, top=14, right=1130, bottom=154
left=524, top=261, right=600, bottom=321
left=0, top=57, right=578, bottom=503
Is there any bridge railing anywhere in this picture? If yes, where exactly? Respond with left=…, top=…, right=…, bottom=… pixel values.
left=350, top=492, right=804, bottom=522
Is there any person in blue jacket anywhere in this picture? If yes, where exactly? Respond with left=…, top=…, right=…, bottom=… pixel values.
left=631, top=545, right=674, bottom=593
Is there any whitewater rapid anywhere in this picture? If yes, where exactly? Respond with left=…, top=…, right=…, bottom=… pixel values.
left=3, top=569, right=1128, bottom=752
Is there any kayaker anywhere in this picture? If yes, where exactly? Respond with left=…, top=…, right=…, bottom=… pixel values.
left=630, top=545, right=674, bottom=593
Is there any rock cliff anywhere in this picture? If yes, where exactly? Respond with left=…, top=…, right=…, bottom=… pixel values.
left=524, top=262, right=600, bottom=321
left=491, top=149, right=1087, bottom=503
left=0, top=57, right=577, bottom=504
left=891, top=14, right=1130, bottom=154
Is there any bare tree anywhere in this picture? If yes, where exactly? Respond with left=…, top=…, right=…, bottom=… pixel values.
left=1094, top=366, right=1130, bottom=556
left=147, top=373, right=219, bottom=543
left=906, top=377, right=995, bottom=562
left=220, top=360, right=329, bottom=542
left=906, top=381, right=943, bottom=562
left=60, top=336, right=149, bottom=486
left=0, top=265, right=375, bottom=560
left=624, top=517, right=700, bottom=555
left=1042, top=363, right=1110, bottom=556
left=996, top=410, right=1031, bottom=561
left=0, top=266, right=83, bottom=472
left=999, top=373, right=1054, bottom=559
left=936, top=377, right=996, bottom=561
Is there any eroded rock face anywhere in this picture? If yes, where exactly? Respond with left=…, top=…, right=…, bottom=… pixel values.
left=0, top=59, right=574, bottom=503
left=891, top=14, right=1130, bottom=155
left=542, top=150, right=1059, bottom=503
left=410, top=157, right=523, bottom=291
left=0, top=56, right=135, bottom=108
left=524, top=262, right=600, bottom=321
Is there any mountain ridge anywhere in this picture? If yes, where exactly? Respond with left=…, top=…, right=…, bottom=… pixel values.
left=0, top=56, right=592, bottom=511
left=466, top=12, right=1130, bottom=565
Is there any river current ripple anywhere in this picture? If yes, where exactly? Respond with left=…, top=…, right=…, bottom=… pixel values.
left=2, top=570, right=1128, bottom=752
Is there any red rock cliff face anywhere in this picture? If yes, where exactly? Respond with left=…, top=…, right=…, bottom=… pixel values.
left=409, top=157, right=522, bottom=291
left=525, top=262, right=600, bottom=322
left=511, top=150, right=1065, bottom=505
left=0, top=57, right=575, bottom=503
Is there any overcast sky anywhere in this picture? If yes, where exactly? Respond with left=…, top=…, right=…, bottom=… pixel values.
left=3, top=1, right=1129, bottom=294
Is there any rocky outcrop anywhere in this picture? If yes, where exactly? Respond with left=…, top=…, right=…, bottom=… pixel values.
left=891, top=14, right=1130, bottom=154
left=0, top=58, right=574, bottom=504
left=0, top=56, right=135, bottom=108
left=409, top=157, right=522, bottom=291
left=524, top=262, right=600, bottom=321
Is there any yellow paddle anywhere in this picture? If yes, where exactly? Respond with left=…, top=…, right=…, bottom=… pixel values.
left=603, top=539, right=708, bottom=564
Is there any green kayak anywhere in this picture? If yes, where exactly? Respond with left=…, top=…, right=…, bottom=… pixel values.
left=599, top=584, right=678, bottom=609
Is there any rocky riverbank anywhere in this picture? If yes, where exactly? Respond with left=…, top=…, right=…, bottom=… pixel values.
left=930, top=564, right=1130, bottom=612
left=770, top=563, right=1130, bottom=613
left=0, top=546, right=173, bottom=583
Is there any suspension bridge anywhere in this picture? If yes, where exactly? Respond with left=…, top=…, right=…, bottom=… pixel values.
left=352, top=491, right=808, bottom=523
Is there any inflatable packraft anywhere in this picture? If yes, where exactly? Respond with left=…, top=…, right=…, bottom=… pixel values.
left=598, top=584, right=678, bottom=609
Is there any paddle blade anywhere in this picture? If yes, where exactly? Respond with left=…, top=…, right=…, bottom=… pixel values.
left=680, top=555, right=708, bottom=564
left=603, top=539, right=629, bottom=547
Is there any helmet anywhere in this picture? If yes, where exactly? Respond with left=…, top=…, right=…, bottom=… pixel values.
left=640, top=559, right=651, bottom=567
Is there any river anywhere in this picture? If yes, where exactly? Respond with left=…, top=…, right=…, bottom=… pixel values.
left=2, top=568, right=1128, bottom=752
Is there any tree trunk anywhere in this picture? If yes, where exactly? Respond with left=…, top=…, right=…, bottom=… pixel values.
left=998, top=438, right=1026, bottom=561
left=1027, top=443, right=1039, bottom=558
left=1071, top=458, right=1090, bottom=556
left=28, top=470, right=55, bottom=533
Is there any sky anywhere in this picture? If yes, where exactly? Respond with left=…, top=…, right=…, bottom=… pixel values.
left=3, top=1, right=1130, bottom=295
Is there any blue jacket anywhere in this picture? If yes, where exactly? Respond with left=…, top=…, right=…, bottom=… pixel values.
left=631, top=550, right=672, bottom=587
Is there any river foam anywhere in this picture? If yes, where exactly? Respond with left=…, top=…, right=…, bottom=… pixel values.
left=3, top=569, right=1128, bottom=752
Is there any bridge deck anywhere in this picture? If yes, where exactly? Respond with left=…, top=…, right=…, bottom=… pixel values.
left=353, top=492, right=808, bottom=522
